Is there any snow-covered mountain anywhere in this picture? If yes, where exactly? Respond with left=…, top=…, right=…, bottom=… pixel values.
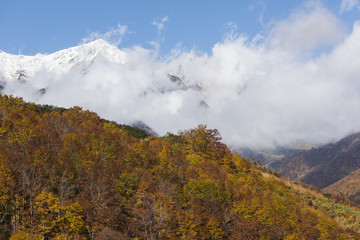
left=0, top=39, right=208, bottom=137
left=0, top=39, right=202, bottom=96
left=0, top=39, right=127, bottom=83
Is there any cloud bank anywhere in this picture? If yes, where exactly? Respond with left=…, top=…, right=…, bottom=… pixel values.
left=3, top=3, right=360, bottom=149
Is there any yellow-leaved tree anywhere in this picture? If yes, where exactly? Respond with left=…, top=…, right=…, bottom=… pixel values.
left=181, top=124, right=229, bottom=164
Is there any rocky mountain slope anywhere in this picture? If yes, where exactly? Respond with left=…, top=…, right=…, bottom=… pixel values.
left=270, top=133, right=360, bottom=189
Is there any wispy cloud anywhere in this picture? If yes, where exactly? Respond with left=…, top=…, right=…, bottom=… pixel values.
left=340, top=0, right=360, bottom=13
left=222, top=22, right=239, bottom=40
left=81, top=24, right=128, bottom=46
left=247, top=4, right=255, bottom=12
left=152, top=16, right=169, bottom=34
left=257, top=2, right=267, bottom=26
left=247, top=2, right=267, bottom=27
left=149, top=16, right=169, bottom=51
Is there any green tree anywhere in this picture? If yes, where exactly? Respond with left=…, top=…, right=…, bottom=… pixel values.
left=9, top=231, right=41, bottom=240
left=184, top=178, right=229, bottom=203
left=116, top=173, right=139, bottom=202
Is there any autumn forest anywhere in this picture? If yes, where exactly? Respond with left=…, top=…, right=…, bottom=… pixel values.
left=0, top=94, right=360, bottom=239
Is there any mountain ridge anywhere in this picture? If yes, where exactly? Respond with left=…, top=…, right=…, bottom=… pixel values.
left=270, top=132, right=360, bottom=189
left=324, top=168, right=360, bottom=204
left=0, top=39, right=126, bottom=82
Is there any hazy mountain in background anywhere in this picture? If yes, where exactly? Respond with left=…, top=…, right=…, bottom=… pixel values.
left=324, top=168, right=360, bottom=204
left=236, top=144, right=316, bottom=166
left=270, top=133, right=360, bottom=189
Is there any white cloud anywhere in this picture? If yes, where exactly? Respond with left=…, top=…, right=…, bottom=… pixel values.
left=4, top=5, right=360, bottom=149
left=81, top=24, right=128, bottom=46
left=268, top=4, right=344, bottom=53
left=340, top=0, right=360, bottom=13
left=152, top=16, right=169, bottom=33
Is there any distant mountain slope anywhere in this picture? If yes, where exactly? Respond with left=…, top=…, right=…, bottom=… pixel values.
left=324, top=168, right=360, bottom=205
left=237, top=146, right=305, bottom=165
left=270, top=133, right=360, bottom=189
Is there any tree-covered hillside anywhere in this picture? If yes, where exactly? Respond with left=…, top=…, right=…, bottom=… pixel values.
left=0, top=94, right=359, bottom=239
left=324, top=168, right=360, bottom=205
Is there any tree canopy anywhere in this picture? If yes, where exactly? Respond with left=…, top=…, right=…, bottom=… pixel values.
left=0, top=94, right=359, bottom=239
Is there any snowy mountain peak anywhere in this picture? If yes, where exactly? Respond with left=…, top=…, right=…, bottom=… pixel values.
left=84, top=38, right=111, bottom=47
left=0, top=39, right=127, bottom=82
left=59, top=39, right=127, bottom=65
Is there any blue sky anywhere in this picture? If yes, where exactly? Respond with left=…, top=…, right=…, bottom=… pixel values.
left=1, top=0, right=359, bottom=55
